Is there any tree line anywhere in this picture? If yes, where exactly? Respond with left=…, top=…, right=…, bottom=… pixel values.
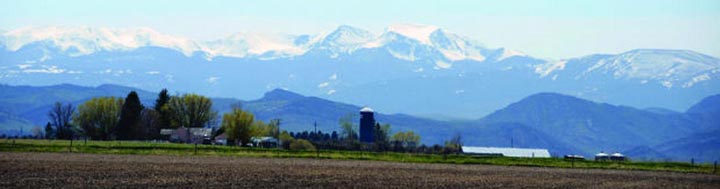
left=39, top=88, right=462, bottom=155
left=43, top=89, right=218, bottom=141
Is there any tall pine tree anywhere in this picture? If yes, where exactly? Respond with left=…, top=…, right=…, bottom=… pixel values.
left=117, top=91, right=144, bottom=140
left=155, top=89, right=171, bottom=129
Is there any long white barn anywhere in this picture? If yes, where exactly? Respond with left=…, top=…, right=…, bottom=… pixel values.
left=462, top=146, right=551, bottom=158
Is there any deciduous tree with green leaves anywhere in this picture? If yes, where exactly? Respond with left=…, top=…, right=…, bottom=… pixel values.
left=164, top=93, right=217, bottom=128
left=221, top=107, right=254, bottom=146
left=73, top=97, right=124, bottom=140
left=391, top=131, right=421, bottom=150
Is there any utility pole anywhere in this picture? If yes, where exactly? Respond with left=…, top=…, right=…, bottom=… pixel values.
left=274, top=119, right=282, bottom=156
left=691, top=158, right=695, bottom=166
left=314, top=121, right=319, bottom=159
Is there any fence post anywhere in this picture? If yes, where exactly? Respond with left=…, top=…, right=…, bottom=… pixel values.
left=714, top=161, right=717, bottom=174
left=691, top=158, right=694, bottom=166
left=194, top=143, right=198, bottom=155
left=571, top=157, right=575, bottom=168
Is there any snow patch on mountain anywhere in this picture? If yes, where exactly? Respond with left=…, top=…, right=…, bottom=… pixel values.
left=317, top=82, right=329, bottom=88
left=535, top=60, right=567, bottom=77
left=429, top=29, right=486, bottom=62
left=386, top=24, right=439, bottom=45
left=499, top=49, right=526, bottom=60
left=682, top=74, right=711, bottom=88
left=21, top=65, right=66, bottom=74
left=206, top=77, right=220, bottom=85
left=202, top=32, right=308, bottom=58
left=434, top=60, right=452, bottom=69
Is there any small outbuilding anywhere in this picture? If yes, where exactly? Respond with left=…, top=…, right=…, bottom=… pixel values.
left=251, top=137, right=279, bottom=148
left=595, top=152, right=610, bottom=161
left=214, top=133, right=227, bottom=145
left=610, top=152, right=626, bottom=161
left=159, top=127, right=213, bottom=144
left=564, top=155, right=585, bottom=160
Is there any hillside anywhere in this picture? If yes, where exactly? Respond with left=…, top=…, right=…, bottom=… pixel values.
left=243, top=89, right=464, bottom=144
left=477, top=93, right=706, bottom=158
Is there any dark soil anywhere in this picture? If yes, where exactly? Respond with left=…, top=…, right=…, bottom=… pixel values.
left=1, top=152, right=718, bottom=188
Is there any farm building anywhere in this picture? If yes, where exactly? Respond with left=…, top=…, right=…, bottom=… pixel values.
left=610, top=152, right=626, bottom=161
left=160, top=127, right=213, bottom=144
left=359, top=107, right=376, bottom=143
left=595, top=152, right=610, bottom=161
left=461, top=146, right=551, bottom=158
left=251, top=137, right=279, bottom=148
left=595, top=152, right=626, bottom=161
left=214, top=133, right=227, bottom=145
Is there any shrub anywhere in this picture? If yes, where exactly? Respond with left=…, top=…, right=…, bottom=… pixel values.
left=289, top=139, right=316, bottom=151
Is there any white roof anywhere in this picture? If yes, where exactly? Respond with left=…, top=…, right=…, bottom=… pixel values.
left=462, top=146, right=550, bottom=158
left=251, top=137, right=278, bottom=143
left=360, top=106, right=374, bottom=113
left=596, top=152, right=609, bottom=157
left=611, top=153, right=624, bottom=157
left=159, top=129, right=175, bottom=135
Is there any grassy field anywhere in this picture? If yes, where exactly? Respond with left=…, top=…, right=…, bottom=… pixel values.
left=1, top=139, right=717, bottom=175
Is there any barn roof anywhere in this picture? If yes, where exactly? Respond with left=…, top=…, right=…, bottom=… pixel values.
left=461, top=146, right=551, bottom=158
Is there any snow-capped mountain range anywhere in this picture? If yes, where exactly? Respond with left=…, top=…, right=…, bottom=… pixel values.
left=1, top=24, right=719, bottom=118
left=0, top=25, right=523, bottom=63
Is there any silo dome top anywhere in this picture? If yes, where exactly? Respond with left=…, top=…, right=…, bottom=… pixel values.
left=611, top=152, right=624, bottom=157
left=360, top=107, right=374, bottom=113
left=595, top=152, right=609, bottom=157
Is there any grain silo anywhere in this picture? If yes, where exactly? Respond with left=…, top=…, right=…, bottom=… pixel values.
left=359, top=107, right=375, bottom=143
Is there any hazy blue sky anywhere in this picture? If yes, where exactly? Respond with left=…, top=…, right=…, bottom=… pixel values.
left=1, top=0, right=718, bottom=58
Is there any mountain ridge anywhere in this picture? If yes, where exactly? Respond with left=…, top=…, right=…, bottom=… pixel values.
left=2, top=25, right=719, bottom=118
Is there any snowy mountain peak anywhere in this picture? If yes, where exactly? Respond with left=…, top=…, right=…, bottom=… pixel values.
left=1, top=26, right=201, bottom=56
left=570, top=49, right=720, bottom=88
left=1, top=25, right=519, bottom=62
left=386, top=24, right=439, bottom=45
left=312, top=25, right=375, bottom=55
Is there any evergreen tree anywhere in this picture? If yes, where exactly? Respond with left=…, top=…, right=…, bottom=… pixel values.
left=155, top=89, right=171, bottom=129
left=331, top=131, right=339, bottom=141
left=374, top=123, right=391, bottom=151
left=117, top=91, right=145, bottom=140
left=44, top=122, right=53, bottom=139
